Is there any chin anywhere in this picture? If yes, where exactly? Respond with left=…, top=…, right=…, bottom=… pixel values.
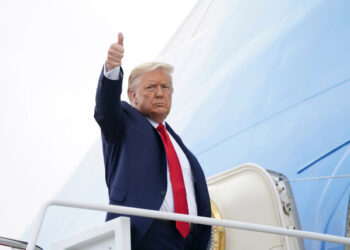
left=154, top=106, right=169, bottom=113
left=152, top=109, right=169, bottom=121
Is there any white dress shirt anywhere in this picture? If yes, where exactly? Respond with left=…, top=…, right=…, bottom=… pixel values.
left=147, top=118, right=198, bottom=216
left=104, top=65, right=198, bottom=216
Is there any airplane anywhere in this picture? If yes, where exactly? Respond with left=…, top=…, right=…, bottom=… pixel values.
left=8, top=0, right=349, bottom=249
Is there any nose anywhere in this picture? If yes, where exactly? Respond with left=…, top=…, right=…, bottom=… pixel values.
left=155, top=86, right=164, bottom=97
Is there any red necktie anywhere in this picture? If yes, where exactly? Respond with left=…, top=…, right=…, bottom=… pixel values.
left=157, top=123, right=190, bottom=238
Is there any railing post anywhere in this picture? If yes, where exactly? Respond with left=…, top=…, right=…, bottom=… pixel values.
left=26, top=201, right=52, bottom=250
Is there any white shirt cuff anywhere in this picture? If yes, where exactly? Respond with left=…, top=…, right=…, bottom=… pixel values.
left=104, top=64, right=121, bottom=80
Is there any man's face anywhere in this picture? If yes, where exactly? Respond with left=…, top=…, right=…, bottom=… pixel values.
left=130, top=69, right=172, bottom=123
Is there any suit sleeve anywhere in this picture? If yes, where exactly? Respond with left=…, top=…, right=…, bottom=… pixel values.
left=94, top=67, right=125, bottom=143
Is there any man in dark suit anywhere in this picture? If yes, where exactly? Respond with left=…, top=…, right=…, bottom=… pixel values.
left=94, top=32, right=211, bottom=250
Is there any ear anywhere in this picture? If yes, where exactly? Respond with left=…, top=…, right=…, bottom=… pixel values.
left=128, top=89, right=138, bottom=106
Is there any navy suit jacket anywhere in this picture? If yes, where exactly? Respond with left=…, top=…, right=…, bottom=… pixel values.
left=94, top=68, right=211, bottom=249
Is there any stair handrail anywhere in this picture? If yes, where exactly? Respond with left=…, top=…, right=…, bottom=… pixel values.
left=26, top=199, right=350, bottom=250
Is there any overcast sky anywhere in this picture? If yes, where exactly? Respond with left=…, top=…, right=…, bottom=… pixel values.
left=0, top=0, right=196, bottom=242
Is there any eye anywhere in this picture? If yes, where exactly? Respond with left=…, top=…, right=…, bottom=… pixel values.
left=146, top=85, right=154, bottom=90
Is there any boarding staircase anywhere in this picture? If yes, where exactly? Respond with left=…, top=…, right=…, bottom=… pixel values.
left=3, top=163, right=350, bottom=249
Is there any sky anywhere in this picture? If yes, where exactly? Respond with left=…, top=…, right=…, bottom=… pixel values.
left=0, top=0, right=197, bottom=243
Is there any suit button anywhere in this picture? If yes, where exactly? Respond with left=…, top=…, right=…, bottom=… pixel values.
left=161, top=191, right=166, bottom=196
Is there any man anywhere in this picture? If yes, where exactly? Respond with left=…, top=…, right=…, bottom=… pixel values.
left=94, top=32, right=211, bottom=250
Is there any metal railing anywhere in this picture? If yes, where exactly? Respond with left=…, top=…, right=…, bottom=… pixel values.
left=26, top=199, right=350, bottom=250
left=0, top=236, right=42, bottom=250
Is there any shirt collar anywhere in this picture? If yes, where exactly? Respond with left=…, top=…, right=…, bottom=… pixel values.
left=147, top=118, right=166, bottom=129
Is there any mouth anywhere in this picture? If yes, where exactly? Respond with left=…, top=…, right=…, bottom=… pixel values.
left=154, top=103, right=165, bottom=107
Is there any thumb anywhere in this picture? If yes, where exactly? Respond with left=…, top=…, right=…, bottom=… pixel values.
left=118, top=32, right=124, bottom=46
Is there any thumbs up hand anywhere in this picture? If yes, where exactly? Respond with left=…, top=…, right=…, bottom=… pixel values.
left=106, top=32, right=124, bottom=72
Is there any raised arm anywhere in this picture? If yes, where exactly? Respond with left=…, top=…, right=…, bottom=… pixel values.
left=94, top=33, right=126, bottom=143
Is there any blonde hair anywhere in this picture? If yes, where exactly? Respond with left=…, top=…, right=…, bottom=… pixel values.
left=127, top=62, right=174, bottom=102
